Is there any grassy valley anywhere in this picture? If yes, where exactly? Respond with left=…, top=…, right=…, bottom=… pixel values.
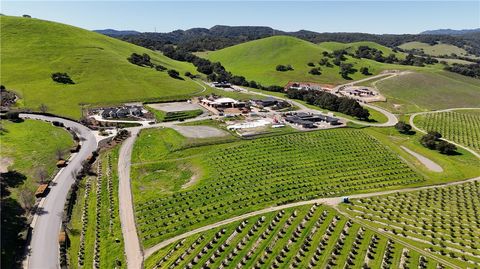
left=0, top=16, right=202, bottom=119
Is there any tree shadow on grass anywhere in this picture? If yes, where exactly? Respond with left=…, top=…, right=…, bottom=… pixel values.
left=1, top=197, right=28, bottom=269
left=1, top=170, right=28, bottom=268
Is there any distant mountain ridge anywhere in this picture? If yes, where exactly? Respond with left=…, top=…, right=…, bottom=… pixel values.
left=420, top=28, right=480, bottom=35
left=93, top=25, right=480, bottom=57
left=94, top=29, right=140, bottom=36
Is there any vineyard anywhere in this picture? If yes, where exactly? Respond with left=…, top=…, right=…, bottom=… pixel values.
left=144, top=204, right=448, bottom=269
left=133, top=129, right=424, bottom=248
left=341, top=180, right=480, bottom=268
left=414, top=110, right=480, bottom=153
left=67, top=151, right=125, bottom=268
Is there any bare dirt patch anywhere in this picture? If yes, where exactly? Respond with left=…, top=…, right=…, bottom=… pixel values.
left=182, top=165, right=201, bottom=189
left=0, top=157, right=13, bottom=173
left=170, top=125, right=228, bottom=138
left=147, top=102, right=202, bottom=112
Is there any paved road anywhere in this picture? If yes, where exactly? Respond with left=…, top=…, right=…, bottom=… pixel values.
left=144, top=175, right=480, bottom=259
left=409, top=108, right=480, bottom=159
left=20, top=114, right=97, bottom=269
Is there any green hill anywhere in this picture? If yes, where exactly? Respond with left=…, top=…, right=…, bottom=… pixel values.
left=372, top=70, right=480, bottom=113
left=399, top=41, right=473, bottom=58
left=201, top=35, right=421, bottom=86
left=319, top=41, right=404, bottom=58
left=0, top=16, right=201, bottom=118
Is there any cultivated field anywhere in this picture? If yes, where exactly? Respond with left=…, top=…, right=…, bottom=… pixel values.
left=67, top=151, right=125, bottom=268
left=0, top=16, right=201, bottom=118
left=132, top=128, right=425, bottom=248
left=341, top=180, right=480, bottom=268
left=145, top=204, right=447, bottom=269
left=373, top=71, right=480, bottom=113
left=414, top=110, right=480, bottom=153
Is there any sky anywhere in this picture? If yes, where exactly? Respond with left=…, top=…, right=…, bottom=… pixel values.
left=1, top=1, right=479, bottom=34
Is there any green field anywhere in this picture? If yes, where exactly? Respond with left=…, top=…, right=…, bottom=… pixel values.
left=399, top=41, right=472, bottom=58
left=372, top=70, right=480, bottom=113
left=0, top=16, right=202, bottom=119
left=131, top=127, right=430, bottom=248
left=0, top=118, right=74, bottom=268
left=414, top=110, right=480, bottom=153
left=200, top=35, right=428, bottom=86
left=67, top=150, right=125, bottom=268
left=0, top=119, right=74, bottom=199
left=144, top=204, right=447, bottom=269
left=340, top=180, right=480, bottom=267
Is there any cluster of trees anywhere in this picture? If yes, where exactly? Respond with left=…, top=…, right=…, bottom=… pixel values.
left=444, top=63, right=480, bottom=78
left=127, top=53, right=154, bottom=67
left=309, top=67, right=321, bottom=75
left=0, top=85, right=17, bottom=107
left=127, top=53, right=180, bottom=79
left=420, top=131, right=457, bottom=155
left=286, top=89, right=370, bottom=119
left=354, top=46, right=438, bottom=67
left=275, top=64, right=294, bottom=72
left=394, top=121, right=413, bottom=134
left=51, top=72, right=74, bottom=84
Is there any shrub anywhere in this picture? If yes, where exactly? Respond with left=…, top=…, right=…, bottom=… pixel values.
left=168, top=69, right=181, bottom=79
left=51, top=72, right=74, bottom=84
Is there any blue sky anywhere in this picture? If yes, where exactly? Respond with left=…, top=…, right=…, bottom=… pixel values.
left=2, top=1, right=479, bottom=34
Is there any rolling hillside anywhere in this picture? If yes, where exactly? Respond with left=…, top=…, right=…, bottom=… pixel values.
left=399, top=41, right=473, bottom=58
left=201, top=36, right=424, bottom=86
left=372, top=70, right=480, bottom=113
left=319, top=41, right=404, bottom=59
left=0, top=16, right=201, bottom=118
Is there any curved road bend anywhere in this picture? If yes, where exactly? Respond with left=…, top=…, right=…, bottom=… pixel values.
left=20, top=114, right=97, bottom=269
left=409, top=108, right=480, bottom=159
left=144, top=175, right=480, bottom=259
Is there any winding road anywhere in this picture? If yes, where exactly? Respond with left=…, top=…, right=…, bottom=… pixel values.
left=20, top=114, right=98, bottom=269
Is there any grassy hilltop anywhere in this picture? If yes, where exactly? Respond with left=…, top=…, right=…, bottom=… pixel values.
left=200, top=35, right=424, bottom=86
left=1, top=16, right=201, bottom=119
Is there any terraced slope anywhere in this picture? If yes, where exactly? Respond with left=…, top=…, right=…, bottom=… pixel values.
left=201, top=36, right=420, bottom=86
left=145, top=204, right=451, bottom=269
left=0, top=16, right=200, bottom=118
left=414, top=110, right=480, bottom=153
left=341, top=180, right=480, bottom=267
left=132, top=128, right=424, bottom=248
